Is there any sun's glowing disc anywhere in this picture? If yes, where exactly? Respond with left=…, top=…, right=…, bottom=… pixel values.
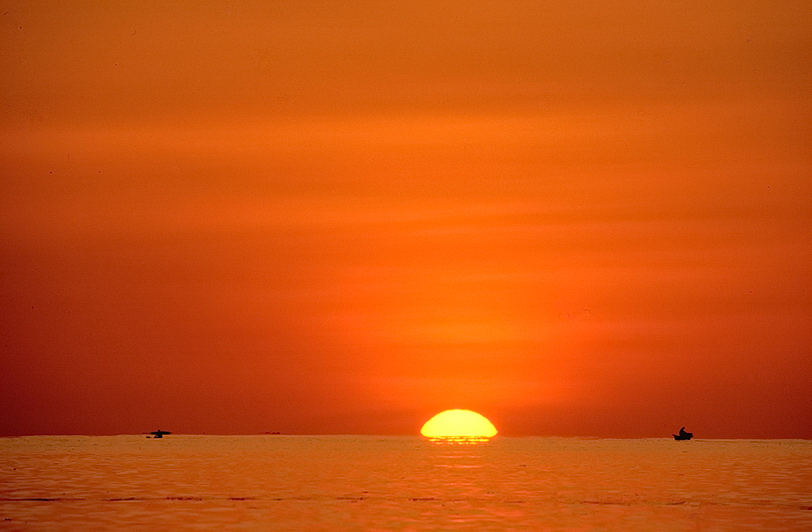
left=420, top=409, right=498, bottom=441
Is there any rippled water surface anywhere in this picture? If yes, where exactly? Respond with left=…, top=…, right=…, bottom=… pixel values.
left=1, top=436, right=810, bottom=531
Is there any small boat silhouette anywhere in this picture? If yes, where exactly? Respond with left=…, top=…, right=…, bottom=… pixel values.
left=673, top=427, right=692, bottom=440
left=149, top=430, right=171, bottom=439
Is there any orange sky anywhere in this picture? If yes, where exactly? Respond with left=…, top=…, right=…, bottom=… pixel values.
left=2, top=0, right=810, bottom=438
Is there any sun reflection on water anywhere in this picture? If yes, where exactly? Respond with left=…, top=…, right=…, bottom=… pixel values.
left=426, top=436, right=492, bottom=444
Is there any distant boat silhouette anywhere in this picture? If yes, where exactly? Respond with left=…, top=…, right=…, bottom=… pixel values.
left=149, top=430, right=171, bottom=439
left=673, top=427, right=693, bottom=440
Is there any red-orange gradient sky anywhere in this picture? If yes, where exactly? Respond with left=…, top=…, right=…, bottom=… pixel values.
left=2, top=0, right=810, bottom=438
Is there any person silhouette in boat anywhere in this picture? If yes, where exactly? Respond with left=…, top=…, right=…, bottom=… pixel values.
left=674, top=427, right=693, bottom=440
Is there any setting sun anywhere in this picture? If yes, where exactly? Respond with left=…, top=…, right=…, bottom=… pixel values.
left=420, top=410, right=498, bottom=441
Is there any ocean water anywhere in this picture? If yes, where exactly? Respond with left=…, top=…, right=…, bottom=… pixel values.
left=1, top=436, right=810, bottom=531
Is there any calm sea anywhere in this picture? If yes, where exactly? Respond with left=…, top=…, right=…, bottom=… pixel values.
left=1, top=436, right=810, bottom=531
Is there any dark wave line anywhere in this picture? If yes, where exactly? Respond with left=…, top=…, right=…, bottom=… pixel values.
left=2, top=497, right=808, bottom=510
left=0, top=497, right=254, bottom=502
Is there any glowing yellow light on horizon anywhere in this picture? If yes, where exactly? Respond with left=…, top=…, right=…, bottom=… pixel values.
left=420, top=409, right=498, bottom=441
